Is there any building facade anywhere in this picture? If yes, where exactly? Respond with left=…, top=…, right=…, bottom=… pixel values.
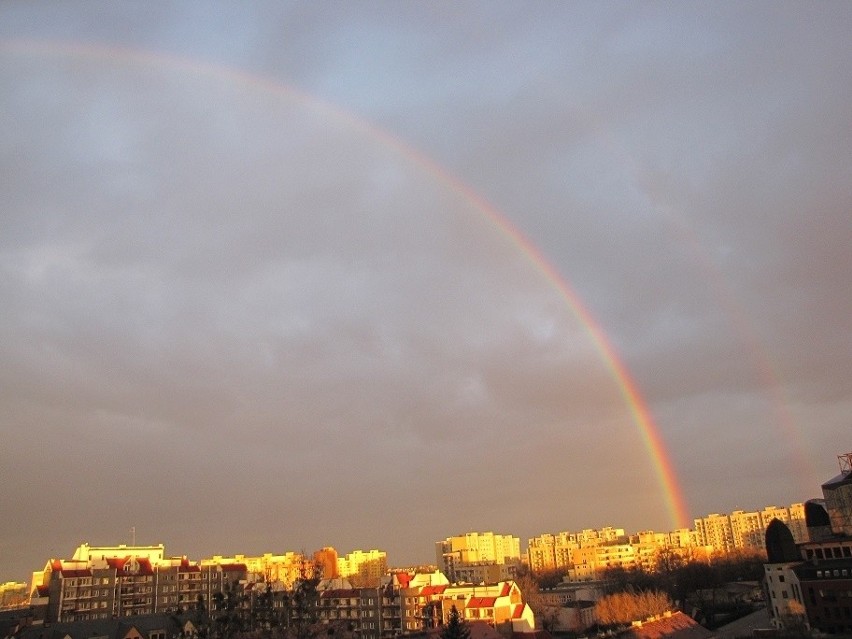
left=764, top=453, right=852, bottom=635
left=435, top=533, right=520, bottom=583
left=30, top=544, right=247, bottom=623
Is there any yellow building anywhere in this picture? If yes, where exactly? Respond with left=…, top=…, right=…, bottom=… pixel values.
left=0, top=581, right=28, bottom=609
left=436, top=532, right=521, bottom=582
left=202, top=551, right=308, bottom=586
left=336, top=549, right=387, bottom=587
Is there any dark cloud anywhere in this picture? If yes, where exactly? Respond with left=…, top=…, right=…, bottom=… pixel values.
left=1, top=2, right=850, bottom=582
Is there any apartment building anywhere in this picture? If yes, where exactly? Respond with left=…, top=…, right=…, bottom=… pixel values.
left=0, top=582, right=28, bottom=610
left=313, top=547, right=339, bottom=579
left=693, top=503, right=808, bottom=554
left=337, top=550, right=388, bottom=587
left=30, top=544, right=247, bottom=623
left=435, top=533, right=520, bottom=583
left=202, top=551, right=309, bottom=586
left=764, top=453, right=852, bottom=635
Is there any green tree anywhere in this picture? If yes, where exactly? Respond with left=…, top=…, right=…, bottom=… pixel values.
left=440, top=606, right=470, bottom=639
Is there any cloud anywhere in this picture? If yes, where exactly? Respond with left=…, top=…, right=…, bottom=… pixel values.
left=0, top=1, right=850, bottom=582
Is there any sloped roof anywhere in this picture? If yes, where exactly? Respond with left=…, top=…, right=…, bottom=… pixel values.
left=420, top=585, right=447, bottom=596
left=393, top=572, right=412, bottom=588
left=106, top=558, right=128, bottom=571
left=466, top=597, right=497, bottom=608
left=822, top=470, right=852, bottom=489
left=135, top=558, right=154, bottom=576
left=16, top=613, right=187, bottom=639
left=219, top=563, right=247, bottom=572
left=177, top=559, right=200, bottom=572
left=619, top=611, right=712, bottom=639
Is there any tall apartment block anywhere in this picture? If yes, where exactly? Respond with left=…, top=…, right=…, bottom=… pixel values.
left=29, top=543, right=247, bottom=623
left=337, top=550, right=388, bottom=587
left=435, top=532, right=521, bottom=583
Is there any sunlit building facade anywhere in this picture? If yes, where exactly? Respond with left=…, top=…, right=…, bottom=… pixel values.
left=202, top=551, right=308, bottom=586
left=0, top=581, right=28, bottom=610
left=435, top=532, right=520, bottom=583
left=337, top=549, right=388, bottom=587
left=764, top=453, right=852, bottom=635
left=30, top=544, right=247, bottom=623
left=314, top=547, right=340, bottom=579
left=400, top=578, right=533, bottom=634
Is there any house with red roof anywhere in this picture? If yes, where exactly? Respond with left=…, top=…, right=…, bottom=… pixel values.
left=400, top=580, right=534, bottom=636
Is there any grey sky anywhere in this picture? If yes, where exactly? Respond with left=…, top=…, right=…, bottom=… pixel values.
left=1, top=1, right=850, bottom=582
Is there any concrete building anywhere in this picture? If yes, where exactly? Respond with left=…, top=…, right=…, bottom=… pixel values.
left=30, top=544, right=247, bottom=623
left=436, top=533, right=520, bottom=583
left=202, top=551, right=308, bottom=586
left=763, top=453, right=852, bottom=635
left=693, top=503, right=808, bottom=554
left=337, top=550, right=388, bottom=587
left=0, top=583, right=28, bottom=610
left=313, top=547, right=339, bottom=580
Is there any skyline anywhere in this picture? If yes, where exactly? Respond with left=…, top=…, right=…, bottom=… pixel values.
left=0, top=494, right=821, bottom=585
left=1, top=3, right=851, bottom=587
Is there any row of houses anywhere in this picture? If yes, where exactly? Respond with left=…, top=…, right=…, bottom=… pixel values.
left=13, top=542, right=535, bottom=639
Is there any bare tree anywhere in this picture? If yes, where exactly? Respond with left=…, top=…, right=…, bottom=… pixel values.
left=594, top=590, right=673, bottom=627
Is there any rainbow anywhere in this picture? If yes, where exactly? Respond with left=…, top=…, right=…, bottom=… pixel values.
left=1, top=38, right=691, bottom=528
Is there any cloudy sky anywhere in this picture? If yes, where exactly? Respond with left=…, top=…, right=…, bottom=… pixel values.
left=1, top=2, right=851, bottom=582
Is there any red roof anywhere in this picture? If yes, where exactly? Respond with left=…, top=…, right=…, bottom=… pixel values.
left=220, top=563, right=247, bottom=572
left=178, top=558, right=200, bottom=572
left=500, top=583, right=512, bottom=597
left=107, top=557, right=129, bottom=570
left=420, top=585, right=447, bottom=596
left=394, top=572, right=412, bottom=588
left=466, top=597, right=497, bottom=608
left=59, top=569, right=92, bottom=578
left=136, top=558, right=154, bottom=575
left=620, top=611, right=713, bottom=639
left=511, top=604, right=524, bottom=619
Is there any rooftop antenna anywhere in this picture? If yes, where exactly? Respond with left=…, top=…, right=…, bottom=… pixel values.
left=839, top=452, right=852, bottom=475
left=131, top=526, right=136, bottom=546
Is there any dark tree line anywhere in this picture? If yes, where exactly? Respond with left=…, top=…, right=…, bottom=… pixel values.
left=181, top=572, right=349, bottom=639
